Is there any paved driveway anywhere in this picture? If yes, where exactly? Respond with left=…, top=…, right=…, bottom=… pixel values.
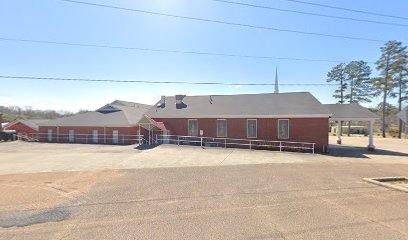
left=1, top=162, right=407, bottom=240
left=0, top=137, right=407, bottom=239
left=0, top=136, right=407, bottom=175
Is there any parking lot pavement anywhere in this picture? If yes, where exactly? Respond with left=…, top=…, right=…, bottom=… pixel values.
left=0, top=141, right=320, bottom=175
left=0, top=136, right=407, bottom=175
left=1, top=162, right=407, bottom=240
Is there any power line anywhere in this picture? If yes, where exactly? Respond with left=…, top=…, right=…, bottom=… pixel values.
left=0, top=75, right=338, bottom=86
left=211, top=0, right=408, bottom=28
left=0, top=37, right=361, bottom=63
left=281, top=0, right=408, bottom=21
left=59, top=0, right=391, bottom=43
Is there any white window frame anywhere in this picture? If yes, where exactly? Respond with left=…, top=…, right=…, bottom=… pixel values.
left=188, top=119, right=198, bottom=136
left=47, top=129, right=53, bottom=142
left=92, top=130, right=98, bottom=144
left=216, top=119, right=227, bottom=138
left=112, top=130, right=119, bottom=144
left=69, top=130, right=75, bottom=143
left=247, top=119, right=257, bottom=138
left=278, top=119, right=290, bottom=140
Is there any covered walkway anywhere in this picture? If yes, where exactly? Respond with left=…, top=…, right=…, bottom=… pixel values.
left=325, top=103, right=379, bottom=151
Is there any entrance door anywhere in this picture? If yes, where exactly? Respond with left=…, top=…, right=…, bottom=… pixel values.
left=69, top=130, right=75, bottom=143
left=92, top=130, right=98, bottom=144
left=112, top=130, right=119, bottom=144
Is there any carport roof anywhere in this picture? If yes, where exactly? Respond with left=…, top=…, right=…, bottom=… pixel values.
left=324, top=103, right=379, bottom=121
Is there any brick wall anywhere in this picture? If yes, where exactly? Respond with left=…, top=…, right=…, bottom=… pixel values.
left=153, top=117, right=329, bottom=152
left=37, top=126, right=145, bottom=145
left=5, top=122, right=38, bottom=136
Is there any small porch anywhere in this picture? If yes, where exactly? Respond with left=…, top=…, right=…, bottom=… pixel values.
left=138, top=115, right=168, bottom=144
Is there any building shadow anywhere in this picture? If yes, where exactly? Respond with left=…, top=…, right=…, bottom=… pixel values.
left=327, top=144, right=408, bottom=159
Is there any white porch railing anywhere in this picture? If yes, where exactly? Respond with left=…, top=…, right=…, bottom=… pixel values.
left=155, top=134, right=316, bottom=154
left=29, top=133, right=145, bottom=145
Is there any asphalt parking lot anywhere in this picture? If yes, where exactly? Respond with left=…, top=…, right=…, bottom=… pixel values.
left=0, top=136, right=407, bottom=239
left=0, top=136, right=407, bottom=175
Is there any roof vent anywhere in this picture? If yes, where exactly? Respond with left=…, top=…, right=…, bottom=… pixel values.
left=175, top=95, right=186, bottom=105
left=157, top=96, right=166, bottom=108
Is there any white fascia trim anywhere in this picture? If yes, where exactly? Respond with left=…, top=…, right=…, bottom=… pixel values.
left=153, top=114, right=332, bottom=119
left=39, top=124, right=137, bottom=128
left=331, top=117, right=379, bottom=121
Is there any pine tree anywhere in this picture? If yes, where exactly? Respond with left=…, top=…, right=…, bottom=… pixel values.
left=374, top=40, right=407, bottom=138
left=344, top=60, right=375, bottom=136
left=327, top=63, right=347, bottom=104
left=327, top=63, right=347, bottom=135
left=393, top=48, right=408, bottom=138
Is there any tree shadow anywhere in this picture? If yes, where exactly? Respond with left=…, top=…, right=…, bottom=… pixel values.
left=327, top=144, right=408, bottom=159
left=134, top=144, right=160, bottom=151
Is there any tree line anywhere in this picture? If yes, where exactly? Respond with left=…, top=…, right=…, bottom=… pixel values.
left=0, top=106, right=86, bottom=123
left=327, top=40, right=408, bottom=138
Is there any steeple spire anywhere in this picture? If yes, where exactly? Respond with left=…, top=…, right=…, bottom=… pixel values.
left=274, top=66, right=279, bottom=94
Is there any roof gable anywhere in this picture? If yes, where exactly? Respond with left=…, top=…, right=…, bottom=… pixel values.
left=97, top=104, right=121, bottom=113
left=5, top=119, right=49, bottom=131
left=41, top=101, right=153, bottom=127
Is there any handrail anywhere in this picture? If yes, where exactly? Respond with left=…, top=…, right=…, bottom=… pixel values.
left=30, top=133, right=145, bottom=145
left=156, top=134, right=315, bottom=154
left=156, top=134, right=316, bottom=145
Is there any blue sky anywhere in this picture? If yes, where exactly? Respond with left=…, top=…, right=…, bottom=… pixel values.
left=0, top=0, right=407, bottom=112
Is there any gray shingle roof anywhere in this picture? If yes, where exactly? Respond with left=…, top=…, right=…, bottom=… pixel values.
left=110, top=100, right=152, bottom=108
left=41, top=101, right=152, bottom=127
left=6, top=119, right=49, bottom=131
left=97, top=100, right=152, bottom=113
left=324, top=103, right=378, bottom=120
left=145, top=92, right=331, bottom=118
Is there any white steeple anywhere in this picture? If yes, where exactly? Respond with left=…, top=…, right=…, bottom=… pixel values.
left=274, top=66, right=279, bottom=94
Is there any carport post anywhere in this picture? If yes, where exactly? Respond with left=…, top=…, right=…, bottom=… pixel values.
left=337, top=121, right=342, bottom=144
left=368, top=120, right=375, bottom=151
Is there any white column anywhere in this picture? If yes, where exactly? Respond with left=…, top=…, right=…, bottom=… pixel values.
left=104, top=127, right=106, bottom=144
left=337, top=121, right=342, bottom=144
left=368, top=120, right=375, bottom=151
left=57, top=126, right=60, bottom=143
